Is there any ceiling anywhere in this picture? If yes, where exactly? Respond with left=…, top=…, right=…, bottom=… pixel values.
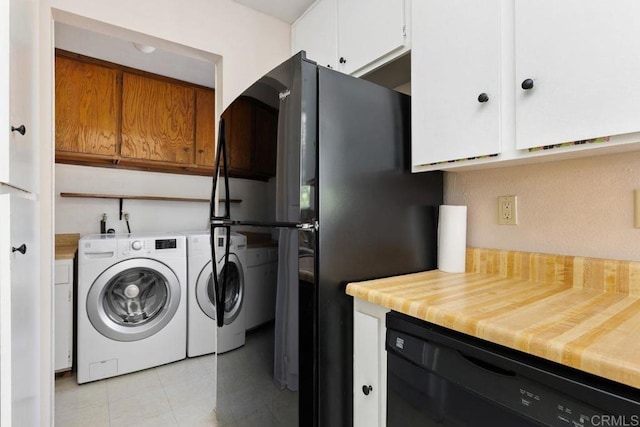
left=55, top=23, right=216, bottom=88
left=232, top=0, right=316, bottom=23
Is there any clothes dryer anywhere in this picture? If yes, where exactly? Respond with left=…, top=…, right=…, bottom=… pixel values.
left=77, top=233, right=186, bottom=384
left=184, top=231, right=247, bottom=357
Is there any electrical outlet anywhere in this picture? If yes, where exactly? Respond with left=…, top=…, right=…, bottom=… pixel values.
left=498, top=196, right=517, bottom=225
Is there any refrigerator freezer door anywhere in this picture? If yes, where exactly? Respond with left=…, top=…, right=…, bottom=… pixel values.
left=316, top=67, right=443, bottom=427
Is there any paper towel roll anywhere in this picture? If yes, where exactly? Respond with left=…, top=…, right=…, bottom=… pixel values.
left=438, top=205, right=467, bottom=273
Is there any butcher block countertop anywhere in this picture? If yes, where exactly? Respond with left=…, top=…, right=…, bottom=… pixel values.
left=55, top=233, right=80, bottom=260
left=346, top=248, right=640, bottom=389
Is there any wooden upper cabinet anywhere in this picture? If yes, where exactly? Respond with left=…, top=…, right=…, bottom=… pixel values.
left=121, top=72, right=195, bottom=164
left=195, top=88, right=216, bottom=167
left=55, top=55, right=119, bottom=156
left=223, top=97, right=254, bottom=173
left=221, top=97, right=278, bottom=180
left=253, top=104, right=278, bottom=177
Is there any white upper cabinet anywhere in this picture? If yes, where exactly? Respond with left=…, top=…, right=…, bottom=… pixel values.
left=292, top=0, right=338, bottom=70
left=514, top=0, right=640, bottom=150
left=293, top=0, right=409, bottom=76
left=412, top=0, right=502, bottom=166
left=1, top=0, right=38, bottom=193
left=412, top=0, right=640, bottom=172
left=337, top=0, right=407, bottom=75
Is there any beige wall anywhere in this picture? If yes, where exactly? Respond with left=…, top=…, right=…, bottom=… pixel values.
left=444, top=151, right=640, bottom=261
left=39, top=1, right=290, bottom=423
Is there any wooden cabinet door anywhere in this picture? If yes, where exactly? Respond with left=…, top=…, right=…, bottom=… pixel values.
left=514, top=0, right=640, bottom=150
left=253, top=104, right=278, bottom=177
left=121, top=73, right=195, bottom=164
left=55, top=56, right=119, bottom=157
left=411, top=0, right=502, bottom=166
left=195, top=88, right=216, bottom=168
left=224, top=97, right=254, bottom=173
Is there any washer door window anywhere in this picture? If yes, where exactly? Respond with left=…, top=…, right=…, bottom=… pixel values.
left=87, top=258, right=181, bottom=342
left=196, top=255, right=244, bottom=325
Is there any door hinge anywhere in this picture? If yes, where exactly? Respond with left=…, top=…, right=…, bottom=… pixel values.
left=68, top=290, right=72, bottom=302
left=402, top=25, right=407, bottom=38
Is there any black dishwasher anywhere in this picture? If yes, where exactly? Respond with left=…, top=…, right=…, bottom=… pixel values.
left=386, top=312, right=640, bottom=427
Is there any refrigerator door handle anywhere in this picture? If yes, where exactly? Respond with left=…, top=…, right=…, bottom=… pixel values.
left=210, top=118, right=231, bottom=328
left=298, top=221, right=318, bottom=232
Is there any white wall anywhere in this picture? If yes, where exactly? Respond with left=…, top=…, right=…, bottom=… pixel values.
left=444, top=151, right=640, bottom=261
left=45, top=0, right=291, bottom=109
left=55, top=165, right=274, bottom=235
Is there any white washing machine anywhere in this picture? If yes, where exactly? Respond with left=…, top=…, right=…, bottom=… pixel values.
left=184, top=231, right=247, bottom=357
left=77, top=233, right=187, bottom=384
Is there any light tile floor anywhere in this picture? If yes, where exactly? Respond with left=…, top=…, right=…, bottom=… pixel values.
left=55, top=325, right=298, bottom=426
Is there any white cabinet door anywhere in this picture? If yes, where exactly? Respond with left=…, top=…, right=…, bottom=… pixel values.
left=244, top=248, right=278, bottom=330
left=412, top=0, right=502, bottom=166
left=0, top=0, right=38, bottom=192
left=353, top=299, right=389, bottom=427
left=292, top=0, right=339, bottom=70
left=54, top=259, right=73, bottom=372
left=0, top=194, right=40, bottom=426
left=337, top=0, right=406, bottom=75
left=515, top=0, right=640, bottom=150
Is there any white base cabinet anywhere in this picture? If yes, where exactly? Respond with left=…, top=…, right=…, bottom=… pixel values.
left=0, top=193, right=40, bottom=426
left=245, top=247, right=278, bottom=330
left=353, top=299, right=389, bottom=427
left=54, top=259, right=74, bottom=372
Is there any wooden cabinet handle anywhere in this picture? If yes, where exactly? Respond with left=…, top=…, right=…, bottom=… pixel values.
left=184, top=147, right=190, bottom=152
left=198, top=149, right=204, bottom=154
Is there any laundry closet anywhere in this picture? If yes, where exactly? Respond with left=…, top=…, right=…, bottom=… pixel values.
left=53, top=21, right=282, bottom=425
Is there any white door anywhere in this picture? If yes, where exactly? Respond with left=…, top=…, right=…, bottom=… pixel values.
left=515, top=0, right=640, bottom=149
left=337, top=0, right=406, bottom=75
left=0, top=193, right=40, bottom=426
left=292, top=0, right=339, bottom=70
left=1, top=0, right=38, bottom=193
left=412, top=0, right=502, bottom=166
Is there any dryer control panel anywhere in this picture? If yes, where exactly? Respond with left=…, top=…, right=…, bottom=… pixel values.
left=118, top=237, right=181, bottom=256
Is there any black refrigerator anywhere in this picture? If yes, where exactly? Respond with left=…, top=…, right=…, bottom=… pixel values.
left=210, top=52, right=443, bottom=427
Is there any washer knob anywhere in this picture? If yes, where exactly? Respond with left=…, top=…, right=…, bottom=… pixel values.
left=131, top=240, right=143, bottom=250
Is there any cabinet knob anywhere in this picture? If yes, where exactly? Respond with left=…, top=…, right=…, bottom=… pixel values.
left=184, top=147, right=190, bottom=152
left=477, top=93, right=489, bottom=103
left=521, top=79, right=534, bottom=90
left=339, top=57, right=347, bottom=64
left=12, top=244, right=27, bottom=255
left=11, top=125, right=26, bottom=135
left=362, top=385, right=373, bottom=396
left=198, top=149, right=204, bottom=154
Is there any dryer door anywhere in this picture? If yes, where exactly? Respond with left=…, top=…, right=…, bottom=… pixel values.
left=196, top=254, right=244, bottom=325
left=87, top=258, right=181, bottom=342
